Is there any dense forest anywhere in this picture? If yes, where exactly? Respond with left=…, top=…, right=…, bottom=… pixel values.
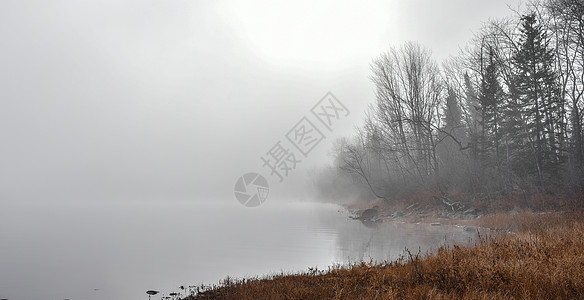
left=315, top=0, right=584, bottom=207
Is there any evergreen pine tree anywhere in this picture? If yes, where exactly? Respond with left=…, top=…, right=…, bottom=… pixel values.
left=511, top=13, right=563, bottom=189
left=478, top=47, right=505, bottom=168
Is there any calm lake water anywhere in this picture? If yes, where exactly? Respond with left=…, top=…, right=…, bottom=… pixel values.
left=0, top=201, right=478, bottom=300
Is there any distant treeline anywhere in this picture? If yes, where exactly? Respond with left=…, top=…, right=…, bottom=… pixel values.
left=315, top=0, right=584, bottom=203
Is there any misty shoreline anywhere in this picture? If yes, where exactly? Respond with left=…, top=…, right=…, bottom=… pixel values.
left=344, top=192, right=574, bottom=230
left=183, top=203, right=584, bottom=299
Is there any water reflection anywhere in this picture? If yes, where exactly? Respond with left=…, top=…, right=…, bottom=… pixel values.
left=334, top=219, right=477, bottom=264
left=0, top=201, right=477, bottom=300
left=360, top=219, right=381, bottom=229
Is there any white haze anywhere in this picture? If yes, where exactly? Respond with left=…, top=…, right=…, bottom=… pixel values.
left=0, top=0, right=521, bottom=204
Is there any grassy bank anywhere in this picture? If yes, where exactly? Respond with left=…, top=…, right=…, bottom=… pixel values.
left=185, top=211, right=584, bottom=299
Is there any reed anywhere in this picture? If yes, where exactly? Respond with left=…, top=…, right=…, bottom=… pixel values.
left=185, top=212, right=584, bottom=299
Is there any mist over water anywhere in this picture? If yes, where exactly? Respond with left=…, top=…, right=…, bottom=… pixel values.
left=0, top=201, right=477, bottom=300
left=0, top=1, right=527, bottom=299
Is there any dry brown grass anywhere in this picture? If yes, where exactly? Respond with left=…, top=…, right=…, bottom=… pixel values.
left=185, top=212, right=584, bottom=300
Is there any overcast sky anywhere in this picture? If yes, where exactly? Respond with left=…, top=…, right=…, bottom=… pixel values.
left=0, top=0, right=522, bottom=204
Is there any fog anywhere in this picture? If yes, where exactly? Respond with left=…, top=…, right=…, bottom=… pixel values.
left=0, top=0, right=519, bottom=204
left=2, top=1, right=540, bottom=299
